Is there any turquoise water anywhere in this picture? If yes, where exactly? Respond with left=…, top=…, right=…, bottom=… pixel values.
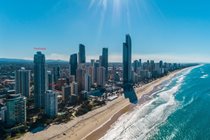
left=100, top=64, right=210, bottom=140
left=151, top=64, right=210, bottom=140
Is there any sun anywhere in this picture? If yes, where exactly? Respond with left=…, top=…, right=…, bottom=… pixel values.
left=88, top=0, right=151, bottom=36
left=89, top=0, right=126, bottom=13
left=89, top=0, right=132, bottom=33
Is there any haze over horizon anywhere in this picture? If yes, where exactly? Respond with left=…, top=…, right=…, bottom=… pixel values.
left=0, top=0, right=210, bottom=63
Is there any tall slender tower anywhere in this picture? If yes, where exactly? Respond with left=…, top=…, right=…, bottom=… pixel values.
left=69, top=53, right=78, bottom=76
left=102, top=48, right=108, bottom=81
left=15, top=67, right=30, bottom=97
left=97, top=66, right=106, bottom=87
left=34, top=51, right=46, bottom=108
left=79, top=44, right=86, bottom=64
left=123, top=34, right=132, bottom=83
left=53, top=66, right=60, bottom=83
left=122, top=34, right=138, bottom=104
left=46, top=71, right=54, bottom=90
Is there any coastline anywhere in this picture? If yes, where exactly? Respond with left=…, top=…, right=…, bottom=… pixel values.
left=18, top=68, right=190, bottom=140
left=84, top=69, right=188, bottom=140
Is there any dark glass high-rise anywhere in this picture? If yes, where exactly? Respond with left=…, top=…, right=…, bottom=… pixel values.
left=123, top=34, right=138, bottom=104
left=34, top=51, right=46, bottom=108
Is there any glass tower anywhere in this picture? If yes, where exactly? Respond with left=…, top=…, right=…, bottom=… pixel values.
left=34, top=51, right=46, bottom=108
left=79, top=44, right=86, bottom=64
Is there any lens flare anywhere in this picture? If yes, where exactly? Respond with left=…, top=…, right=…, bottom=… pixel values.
left=88, top=0, right=160, bottom=41
left=89, top=0, right=149, bottom=31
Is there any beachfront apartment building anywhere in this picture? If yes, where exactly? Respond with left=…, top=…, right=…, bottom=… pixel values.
left=15, top=67, right=31, bottom=98
left=5, top=94, right=26, bottom=127
left=45, top=90, right=58, bottom=118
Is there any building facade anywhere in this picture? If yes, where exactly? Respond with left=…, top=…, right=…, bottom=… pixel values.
left=102, top=48, right=108, bottom=81
left=79, top=44, right=86, bottom=64
left=15, top=67, right=30, bottom=97
left=123, top=34, right=132, bottom=84
left=45, top=90, right=58, bottom=118
left=97, top=66, right=106, bottom=87
left=5, top=94, right=26, bottom=127
left=34, top=51, right=46, bottom=108
left=69, top=53, right=78, bottom=77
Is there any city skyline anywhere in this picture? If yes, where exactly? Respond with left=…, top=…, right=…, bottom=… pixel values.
left=0, top=0, right=210, bottom=63
left=0, top=34, right=198, bottom=139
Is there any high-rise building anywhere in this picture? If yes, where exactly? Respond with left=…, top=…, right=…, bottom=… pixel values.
left=76, top=66, right=86, bottom=92
left=159, top=60, right=163, bottom=68
left=53, top=66, right=60, bottom=83
left=133, top=60, right=139, bottom=73
left=69, top=53, right=78, bottom=76
left=68, top=75, right=75, bottom=83
left=150, top=60, right=155, bottom=72
left=47, top=71, right=54, bottom=90
left=5, top=94, right=26, bottom=127
left=123, top=34, right=132, bottom=83
left=79, top=44, right=86, bottom=64
left=15, top=67, right=30, bottom=97
left=71, top=82, right=78, bottom=96
left=34, top=51, right=46, bottom=108
left=139, top=59, right=142, bottom=68
left=90, top=59, right=95, bottom=66
left=87, top=66, right=94, bottom=85
left=97, top=66, right=106, bottom=87
left=102, top=48, right=108, bottom=81
left=62, top=85, right=71, bottom=102
left=93, top=62, right=100, bottom=83
left=85, top=73, right=91, bottom=92
left=99, top=55, right=103, bottom=66
left=45, top=90, right=58, bottom=118
left=122, top=34, right=138, bottom=104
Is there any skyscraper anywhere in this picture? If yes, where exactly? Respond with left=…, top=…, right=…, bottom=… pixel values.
left=15, top=67, right=30, bottom=97
left=5, top=94, right=26, bottom=127
left=122, top=34, right=138, bottom=104
left=93, top=62, right=100, bottom=83
left=133, top=60, right=139, bottom=73
left=123, top=34, right=132, bottom=83
left=76, top=66, right=86, bottom=92
left=34, top=51, right=46, bottom=108
left=62, top=85, right=71, bottom=102
left=71, top=82, right=78, bottom=96
left=79, top=44, right=86, bottom=64
left=102, top=48, right=108, bottom=81
left=45, top=90, right=58, bottom=118
left=139, top=59, right=142, bottom=68
left=69, top=53, right=78, bottom=76
left=53, top=66, right=60, bottom=83
left=97, top=66, right=106, bottom=87
left=98, top=55, right=102, bottom=66
left=91, top=59, right=95, bottom=66
left=159, top=60, right=163, bottom=68
left=85, top=73, right=91, bottom=92
left=47, top=71, right=54, bottom=90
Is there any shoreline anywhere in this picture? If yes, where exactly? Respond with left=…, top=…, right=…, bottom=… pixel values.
left=83, top=68, right=190, bottom=140
left=18, top=68, right=190, bottom=140
left=84, top=71, right=182, bottom=140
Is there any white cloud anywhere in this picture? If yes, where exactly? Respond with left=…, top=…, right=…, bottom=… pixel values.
left=46, top=53, right=69, bottom=61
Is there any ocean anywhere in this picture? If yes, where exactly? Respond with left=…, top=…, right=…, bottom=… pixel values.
left=100, top=64, right=210, bottom=140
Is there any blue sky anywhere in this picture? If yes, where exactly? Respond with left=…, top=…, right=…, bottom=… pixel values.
left=0, top=0, right=210, bottom=63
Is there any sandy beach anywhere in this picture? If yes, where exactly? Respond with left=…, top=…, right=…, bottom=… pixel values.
left=18, top=68, right=188, bottom=140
